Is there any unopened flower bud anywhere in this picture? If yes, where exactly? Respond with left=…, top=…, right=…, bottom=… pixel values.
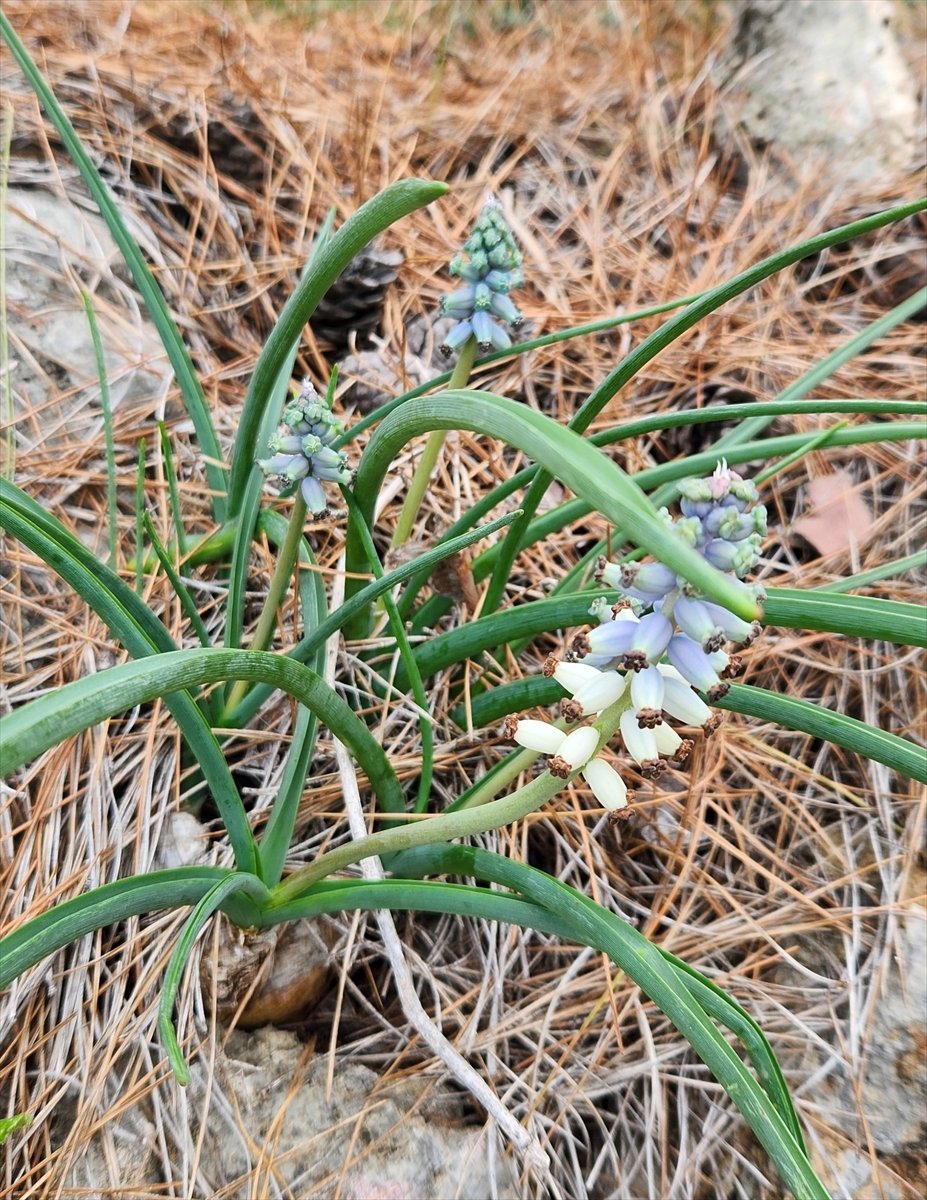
left=582, top=758, right=629, bottom=813
left=510, top=719, right=567, bottom=755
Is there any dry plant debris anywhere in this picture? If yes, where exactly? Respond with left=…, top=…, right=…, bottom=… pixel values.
left=1, top=1, right=925, bottom=1197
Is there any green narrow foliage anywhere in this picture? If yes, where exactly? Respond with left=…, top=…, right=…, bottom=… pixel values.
left=716, top=684, right=927, bottom=785
left=80, top=291, right=118, bottom=569
left=225, top=209, right=336, bottom=652
left=342, top=486, right=434, bottom=813
left=481, top=213, right=926, bottom=614
left=348, top=391, right=761, bottom=629
left=224, top=509, right=521, bottom=729
left=0, top=648, right=405, bottom=814
left=159, top=873, right=270, bottom=1083
left=471, top=420, right=925, bottom=579
left=135, top=440, right=146, bottom=594
left=227, top=179, right=448, bottom=516
left=387, top=842, right=806, bottom=1150
left=0, top=12, right=228, bottom=519
left=157, top=422, right=186, bottom=562
left=0, top=867, right=233, bottom=990
left=142, top=512, right=212, bottom=649
left=0, top=481, right=258, bottom=874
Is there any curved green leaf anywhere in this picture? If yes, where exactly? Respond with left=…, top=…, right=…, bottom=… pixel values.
left=389, top=586, right=924, bottom=694
left=716, top=683, right=927, bottom=784
left=0, top=648, right=405, bottom=813
left=0, top=868, right=233, bottom=990
left=227, top=179, right=448, bottom=516
left=225, top=508, right=521, bottom=729
left=159, top=872, right=269, bottom=1083
left=0, top=480, right=258, bottom=875
left=471, top=420, right=926, bottom=579
left=483, top=217, right=926, bottom=614
left=348, top=391, right=762, bottom=628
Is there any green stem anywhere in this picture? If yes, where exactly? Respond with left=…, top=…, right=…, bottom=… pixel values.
left=225, top=494, right=308, bottom=715
left=270, top=689, right=629, bottom=908
left=390, top=336, right=477, bottom=549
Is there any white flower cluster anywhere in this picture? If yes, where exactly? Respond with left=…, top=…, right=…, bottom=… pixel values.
left=503, top=461, right=767, bottom=823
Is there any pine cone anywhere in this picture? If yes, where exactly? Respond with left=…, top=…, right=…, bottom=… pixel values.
left=309, top=246, right=403, bottom=357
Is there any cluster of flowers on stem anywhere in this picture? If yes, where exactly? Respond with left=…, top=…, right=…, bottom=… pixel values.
left=505, top=461, right=767, bottom=822
left=257, top=378, right=353, bottom=516
left=439, top=195, right=525, bottom=355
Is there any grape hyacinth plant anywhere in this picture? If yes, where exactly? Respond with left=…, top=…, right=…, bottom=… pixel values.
left=3, top=16, right=926, bottom=1198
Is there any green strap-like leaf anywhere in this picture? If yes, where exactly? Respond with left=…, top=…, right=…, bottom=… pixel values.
left=0, top=481, right=259, bottom=875
left=227, top=179, right=447, bottom=516
left=0, top=868, right=233, bottom=990
left=716, top=683, right=927, bottom=784
left=482, top=211, right=926, bottom=614
left=224, top=509, right=521, bottom=729
left=0, top=648, right=405, bottom=812
left=159, top=872, right=270, bottom=1083
left=348, top=390, right=762, bottom=626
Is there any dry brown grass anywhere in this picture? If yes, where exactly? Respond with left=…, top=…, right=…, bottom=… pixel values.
left=1, top=1, right=925, bottom=1197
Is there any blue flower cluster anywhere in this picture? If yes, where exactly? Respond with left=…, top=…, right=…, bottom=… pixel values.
left=573, top=460, right=766, bottom=707
left=257, top=378, right=353, bottom=516
left=439, top=195, right=525, bottom=355
left=504, top=463, right=768, bottom=819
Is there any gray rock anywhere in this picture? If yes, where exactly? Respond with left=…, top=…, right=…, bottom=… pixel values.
left=4, top=187, right=171, bottom=452
left=715, top=0, right=920, bottom=180
left=183, top=1027, right=522, bottom=1199
left=779, top=888, right=927, bottom=1198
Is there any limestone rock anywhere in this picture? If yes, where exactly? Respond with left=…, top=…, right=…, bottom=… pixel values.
left=715, top=0, right=920, bottom=180
left=4, top=187, right=171, bottom=451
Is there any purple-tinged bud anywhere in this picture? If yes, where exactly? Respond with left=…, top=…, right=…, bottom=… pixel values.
left=269, top=434, right=304, bottom=455
left=673, top=595, right=726, bottom=654
left=630, top=664, right=664, bottom=727
left=703, top=538, right=740, bottom=572
left=619, top=560, right=678, bottom=596
left=584, top=618, right=639, bottom=659
left=471, top=310, right=495, bottom=348
left=258, top=453, right=301, bottom=477
left=484, top=268, right=514, bottom=292
left=666, top=633, right=723, bottom=693
left=440, top=320, right=474, bottom=356
left=489, top=290, right=523, bottom=327
left=660, top=676, right=713, bottom=727
left=730, top=477, right=759, bottom=506
left=440, top=286, right=476, bottom=319
left=301, top=475, right=327, bottom=515
left=700, top=600, right=761, bottom=648
left=676, top=516, right=706, bottom=546
left=487, top=321, right=513, bottom=351
left=623, top=611, right=673, bottom=671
